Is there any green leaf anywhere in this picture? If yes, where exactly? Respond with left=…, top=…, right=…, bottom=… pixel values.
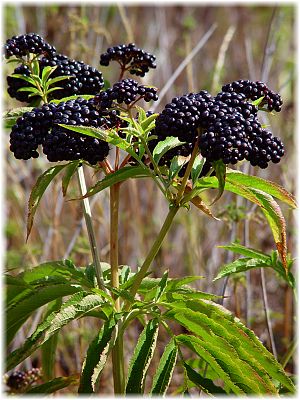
left=78, top=317, right=117, bottom=393
left=6, top=260, right=91, bottom=344
left=82, top=166, right=151, bottom=199
left=184, top=362, right=226, bottom=394
left=218, top=242, right=270, bottom=261
left=153, top=137, right=185, bottom=164
left=226, top=169, right=297, bottom=209
left=191, top=156, right=206, bottom=185
left=168, top=155, right=188, bottom=181
left=197, top=176, right=289, bottom=270
left=32, top=58, right=40, bottom=77
left=45, top=86, right=64, bottom=94
left=126, top=319, right=159, bottom=394
left=6, top=292, right=110, bottom=371
left=150, top=339, right=178, bottom=395
left=41, top=65, right=57, bottom=85
left=11, top=73, right=36, bottom=86
left=154, top=270, right=169, bottom=302
left=27, top=164, right=70, bottom=239
left=3, top=107, right=33, bottom=128
left=166, top=299, right=295, bottom=394
left=211, top=160, right=226, bottom=204
left=251, top=188, right=288, bottom=271
left=26, top=375, right=78, bottom=394
left=136, top=106, right=147, bottom=124
left=62, top=160, right=80, bottom=196
left=50, top=94, right=94, bottom=104
left=41, top=298, right=62, bottom=381
left=140, top=113, right=159, bottom=132
left=45, top=75, right=73, bottom=89
left=17, top=87, right=41, bottom=94
left=213, top=257, right=270, bottom=281
left=252, top=96, right=265, bottom=106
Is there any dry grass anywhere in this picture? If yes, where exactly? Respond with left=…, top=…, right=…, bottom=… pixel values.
left=4, top=4, right=296, bottom=394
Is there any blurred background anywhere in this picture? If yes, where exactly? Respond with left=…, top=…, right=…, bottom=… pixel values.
left=4, top=3, right=296, bottom=394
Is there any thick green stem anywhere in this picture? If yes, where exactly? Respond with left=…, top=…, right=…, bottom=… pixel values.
left=110, top=183, right=125, bottom=394
left=127, top=204, right=179, bottom=304
left=77, top=166, right=106, bottom=290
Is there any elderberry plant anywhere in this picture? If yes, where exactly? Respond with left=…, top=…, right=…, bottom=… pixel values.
left=4, top=34, right=296, bottom=396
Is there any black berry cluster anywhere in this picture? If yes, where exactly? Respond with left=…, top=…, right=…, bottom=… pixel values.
left=43, top=98, right=110, bottom=164
left=40, top=53, right=104, bottom=98
left=9, top=98, right=113, bottom=164
left=221, top=79, right=283, bottom=112
left=4, top=33, right=56, bottom=59
left=7, top=54, right=104, bottom=103
left=100, top=43, right=156, bottom=77
left=10, top=103, right=57, bottom=160
left=93, top=78, right=158, bottom=109
left=5, top=368, right=41, bottom=391
left=152, top=80, right=284, bottom=170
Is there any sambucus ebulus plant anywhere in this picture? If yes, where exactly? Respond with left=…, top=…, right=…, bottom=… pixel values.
left=4, top=33, right=296, bottom=396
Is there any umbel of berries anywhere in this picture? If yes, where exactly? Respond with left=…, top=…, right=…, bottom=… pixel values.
left=9, top=98, right=112, bottom=165
left=100, top=43, right=156, bottom=77
left=4, top=33, right=56, bottom=59
left=7, top=53, right=105, bottom=103
left=94, top=78, right=158, bottom=110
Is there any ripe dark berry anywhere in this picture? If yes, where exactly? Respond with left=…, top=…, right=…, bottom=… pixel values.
left=9, top=103, right=57, bottom=160
left=221, top=79, right=283, bottom=112
left=6, top=371, right=27, bottom=390
left=93, top=78, right=158, bottom=109
left=4, top=33, right=56, bottom=59
left=100, top=43, right=156, bottom=77
left=7, top=54, right=104, bottom=103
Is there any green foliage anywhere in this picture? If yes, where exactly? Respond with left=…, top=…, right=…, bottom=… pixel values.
left=126, top=319, right=159, bottom=394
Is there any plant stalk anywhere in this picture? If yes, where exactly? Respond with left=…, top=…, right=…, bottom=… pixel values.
left=110, top=183, right=125, bottom=394
left=127, top=204, right=179, bottom=303
left=77, top=165, right=105, bottom=290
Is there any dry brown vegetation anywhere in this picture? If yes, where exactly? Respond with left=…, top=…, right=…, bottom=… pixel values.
left=4, top=4, right=295, bottom=394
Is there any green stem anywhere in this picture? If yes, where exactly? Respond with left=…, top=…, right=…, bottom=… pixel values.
left=110, top=183, right=125, bottom=394
left=127, top=204, right=179, bottom=305
left=77, top=166, right=106, bottom=291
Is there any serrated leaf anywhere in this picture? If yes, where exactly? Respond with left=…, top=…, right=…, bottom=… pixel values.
left=150, top=339, right=178, bottom=395
left=41, top=298, right=62, bottom=381
left=32, top=58, right=40, bottom=77
left=17, top=87, right=41, bottom=94
left=50, top=94, right=94, bottom=104
left=11, top=73, right=36, bottom=85
left=166, top=299, right=295, bottom=394
left=6, top=292, right=110, bottom=371
left=59, top=124, right=141, bottom=161
left=45, top=75, right=73, bottom=89
left=45, top=86, right=64, bottom=94
left=154, top=270, right=169, bottom=301
left=6, top=260, right=91, bottom=344
left=191, top=156, right=206, bottom=185
left=136, top=106, right=147, bottom=124
left=218, top=242, right=270, bottom=261
left=126, top=319, right=159, bottom=394
left=153, top=137, right=185, bottom=163
left=140, top=113, right=158, bottom=131
left=41, top=65, right=57, bottom=85
left=26, top=375, right=78, bottom=394
left=78, top=318, right=117, bottom=393
left=211, top=160, right=226, bottom=204
left=252, top=96, right=265, bottom=106
left=251, top=188, right=288, bottom=271
left=62, top=160, right=80, bottom=196
left=168, top=155, right=188, bottom=180
left=226, top=169, right=296, bottom=209
left=184, top=362, right=226, bottom=394
left=80, top=166, right=151, bottom=199
left=213, top=257, right=270, bottom=281
left=27, top=164, right=70, bottom=239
